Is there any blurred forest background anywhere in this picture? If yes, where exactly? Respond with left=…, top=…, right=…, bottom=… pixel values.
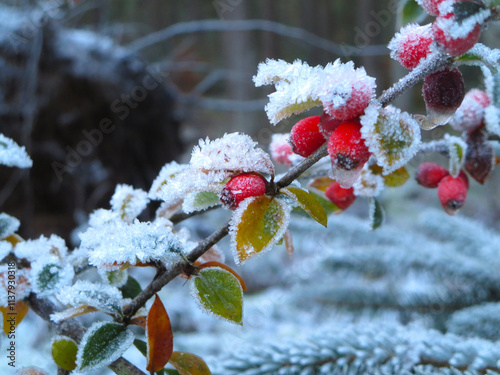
left=1, top=0, right=500, bottom=242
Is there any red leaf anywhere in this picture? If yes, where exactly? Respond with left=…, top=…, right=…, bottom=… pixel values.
left=199, top=261, right=247, bottom=292
left=146, top=295, right=173, bottom=373
left=129, top=316, right=147, bottom=329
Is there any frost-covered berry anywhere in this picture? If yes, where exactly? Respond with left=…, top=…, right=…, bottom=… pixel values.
left=220, top=173, right=267, bottom=210
left=389, top=24, right=434, bottom=70
left=417, top=0, right=449, bottom=16
left=437, top=170, right=469, bottom=215
left=322, top=66, right=376, bottom=121
left=422, top=67, right=465, bottom=125
left=449, top=89, right=490, bottom=131
left=290, top=116, right=325, bottom=157
left=416, top=162, right=450, bottom=188
left=432, top=1, right=487, bottom=57
left=327, top=120, right=371, bottom=188
left=318, top=111, right=342, bottom=139
left=325, top=182, right=356, bottom=211
left=270, top=133, right=293, bottom=166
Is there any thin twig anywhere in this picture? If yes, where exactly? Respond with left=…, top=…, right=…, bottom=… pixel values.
left=127, top=19, right=388, bottom=57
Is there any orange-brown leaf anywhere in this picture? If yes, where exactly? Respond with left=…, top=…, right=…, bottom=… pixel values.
left=199, top=261, right=247, bottom=292
left=0, top=301, right=29, bottom=335
left=146, top=294, right=173, bottom=373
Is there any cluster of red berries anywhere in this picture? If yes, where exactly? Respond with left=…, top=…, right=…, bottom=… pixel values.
left=393, top=0, right=486, bottom=66
left=416, top=162, right=469, bottom=215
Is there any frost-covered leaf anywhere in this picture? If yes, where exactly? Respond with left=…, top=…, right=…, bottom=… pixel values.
left=369, top=198, right=384, bottom=230
left=0, top=301, right=29, bottom=335
left=199, top=261, right=247, bottom=292
left=169, top=352, right=211, bottom=375
left=56, top=280, right=123, bottom=316
left=103, top=269, right=128, bottom=288
left=31, top=259, right=75, bottom=297
left=284, top=230, right=294, bottom=259
left=253, top=59, right=375, bottom=124
left=230, top=196, right=291, bottom=265
left=281, top=187, right=327, bottom=227
left=191, top=267, right=243, bottom=325
left=0, top=134, right=32, bottom=168
left=182, top=191, right=221, bottom=214
left=0, top=241, right=12, bottom=261
left=119, top=276, right=142, bottom=299
left=50, top=305, right=99, bottom=323
left=446, top=135, right=467, bottom=178
left=147, top=295, right=173, bottom=373
left=0, top=213, right=20, bottom=240
left=398, top=0, right=427, bottom=27
left=52, top=337, right=78, bottom=371
left=75, top=321, right=134, bottom=372
left=14, top=234, right=68, bottom=263
left=361, top=103, right=421, bottom=175
left=80, top=219, right=183, bottom=270
left=458, top=44, right=500, bottom=73
left=353, top=164, right=385, bottom=198
left=149, top=162, right=188, bottom=200
left=110, top=184, right=149, bottom=223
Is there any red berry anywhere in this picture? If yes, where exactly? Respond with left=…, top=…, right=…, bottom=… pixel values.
left=416, top=162, right=450, bottom=188
left=220, top=173, right=267, bottom=210
left=327, top=120, right=371, bottom=188
left=318, top=111, right=342, bottom=139
left=432, top=11, right=482, bottom=57
left=417, top=0, right=449, bottom=16
left=325, top=182, right=356, bottom=211
left=437, top=171, right=469, bottom=215
left=389, top=24, right=434, bottom=70
left=290, top=116, right=325, bottom=157
left=450, top=89, right=489, bottom=131
left=464, top=127, right=494, bottom=184
left=422, top=67, right=465, bottom=125
left=270, top=134, right=293, bottom=166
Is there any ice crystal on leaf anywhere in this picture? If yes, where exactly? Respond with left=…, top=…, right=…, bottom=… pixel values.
left=445, top=134, right=467, bottom=178
left=14, top=234, right=68, bottom=263
left=353, top=164, right=385, bottom=198
left=54, top=280, right=123, bottom=318
left=31, top=256, right=75, bottom=297
left=110, top=184, right=148, bottom=223
left=0, top=134, right=32, bottom=168
left=80, top=218, right=183, bottom=270
left=254, top=59, right=375, bottom=124
left=0, top=213, right=20, bottom=239
left=360, top=102, right=421, bottom=175
left=149, top=161, right=187, bottom=200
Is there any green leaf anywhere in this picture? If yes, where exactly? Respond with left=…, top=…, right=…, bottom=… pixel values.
left=369, top=198, right=385, bottom=230
left=106, top=269, right=128, bottom=287
left=397, top=0, right=427, bottom=28
left=230, top=196, right=290, bottom=265
left=52, top=338, right=78, bottom=371
left=134, top=339, right=147, bottom=357
left=281, top=187, right=327, bottom=227
left=383, top=167, right=410, bottom=187
left=169, top=351, right=211, bottom=375
left=76, top=322, right=134, bottom=372
left=190, top=191, right=221, bottom=211
left=191, top=267, right=243, bottom=325
left=120, top=276, right=142, bottom=299
left=447, top=136, right=467, bottom=178
left=0, top=213, right=20, bottom=240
